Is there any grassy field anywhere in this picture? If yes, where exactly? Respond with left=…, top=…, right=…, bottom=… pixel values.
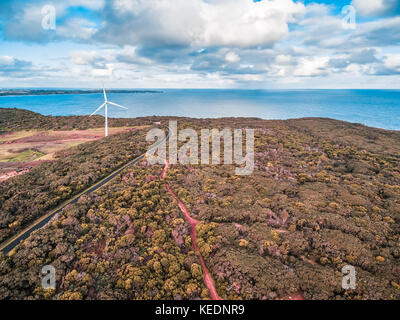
left=0, top=127, right=141, bottom=182
left=0, top=127, right=134, bottom=162
left=7, top=150, right=45, bottom=162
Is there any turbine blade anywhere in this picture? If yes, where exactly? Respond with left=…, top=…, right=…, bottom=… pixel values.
left=90, top=103, right=105, bottom=116
left=108, top=101, right=128, bottom=109
left=103, top=85, right=107, bottom=101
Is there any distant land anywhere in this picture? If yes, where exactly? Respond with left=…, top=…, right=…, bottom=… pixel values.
left=0, top=89, right=163, bottom=96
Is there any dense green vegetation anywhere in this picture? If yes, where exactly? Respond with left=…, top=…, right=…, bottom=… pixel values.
left=0, top=110, right=399, bottom=300
left=0, top=163, right=208, bottom=299
left=166, top=118, right=400, bottom=300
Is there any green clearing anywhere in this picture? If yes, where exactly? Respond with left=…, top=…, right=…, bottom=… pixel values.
left=7, top=150, right=45, bottom=162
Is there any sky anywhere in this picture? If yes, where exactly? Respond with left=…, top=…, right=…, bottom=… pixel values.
left=0, top=0, right=399, bottom=89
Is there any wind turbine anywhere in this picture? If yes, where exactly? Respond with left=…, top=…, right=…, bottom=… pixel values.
left=90, top=86, right=128, bottom=137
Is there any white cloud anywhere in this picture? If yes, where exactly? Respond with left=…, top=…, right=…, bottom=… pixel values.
left=0, top=56, right=15, bottom=66
left=384, top=54, right=400, bottom=70
left=294, top=57, right=330, bottom=77
left=91, top=64, right=116, bottom=77
left=100, top=0, right=305, bottom=48
left=352, top=0, right=397, bottom=16
left=57, top=18, right=98, bottom=40
left=200, top=0, right=305, bottom=47
left=225, top=52, right=240, bottom=63
left=0, top=0, right=105, bottom=42
left=275, top=54, right=292, bottom=65
left=70, top=51, right=99, bottom=65
left=1, top=0, right=400, bottom=88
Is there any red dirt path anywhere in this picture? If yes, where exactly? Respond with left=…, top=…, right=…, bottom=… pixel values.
left=161, top=160, right=222, bottom=300
left=283, top=292, right=305, bottom=300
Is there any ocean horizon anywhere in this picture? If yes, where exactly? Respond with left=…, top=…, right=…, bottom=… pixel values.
left=0, top=89, right=399, bottom=131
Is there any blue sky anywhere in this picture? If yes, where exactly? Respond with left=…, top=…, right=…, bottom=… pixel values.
left=0, top=0, right=399, bottom=88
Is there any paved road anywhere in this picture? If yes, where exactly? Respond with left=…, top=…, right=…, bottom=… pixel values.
left=0, top=126, right=170, bottom=254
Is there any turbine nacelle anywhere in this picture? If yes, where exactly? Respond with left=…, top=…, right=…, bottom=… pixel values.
left=90, top=86, right=128, bottom=137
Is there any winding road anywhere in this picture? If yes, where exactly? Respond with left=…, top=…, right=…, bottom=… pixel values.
left=0, top=125, right=170, bottom=254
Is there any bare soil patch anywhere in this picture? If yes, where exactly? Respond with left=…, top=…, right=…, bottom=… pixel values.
left=0, top=127, right=135, bottom=182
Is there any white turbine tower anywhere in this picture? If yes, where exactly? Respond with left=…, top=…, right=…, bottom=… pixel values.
left=90, top=86, right=128, bottom=137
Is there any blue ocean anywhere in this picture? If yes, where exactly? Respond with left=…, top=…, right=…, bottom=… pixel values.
left=0, top=89, right=399, bottom=130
